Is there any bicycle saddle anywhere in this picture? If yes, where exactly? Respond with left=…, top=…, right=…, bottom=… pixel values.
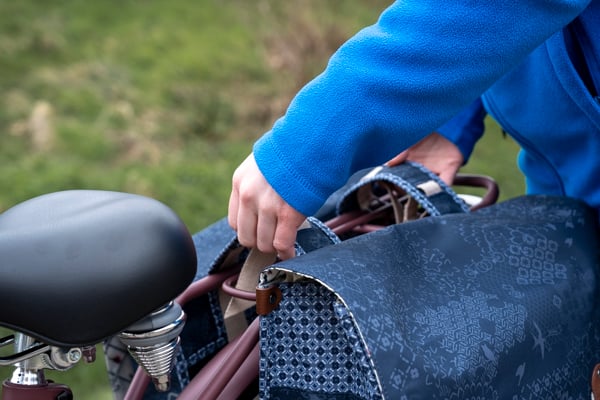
left=0, top=190, right=197, bottom=347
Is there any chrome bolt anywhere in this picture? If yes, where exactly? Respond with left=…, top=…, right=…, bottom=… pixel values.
left=67, top=348, right=82, bottom=363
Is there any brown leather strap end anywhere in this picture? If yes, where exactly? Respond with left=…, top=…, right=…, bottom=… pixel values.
left=591, top=363, right=600, bottom=399
left=256, top=286, right=282, bottom=316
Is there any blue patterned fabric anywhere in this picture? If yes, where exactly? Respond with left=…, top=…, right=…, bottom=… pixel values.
left=260, top=195, right=600, bottom=399
left=260, top=282, right=381, bottom=400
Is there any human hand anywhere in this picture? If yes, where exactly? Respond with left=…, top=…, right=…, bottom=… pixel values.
left=228, top=153, right=307, bottom=260
left=386, top=133, right=463, bottom=185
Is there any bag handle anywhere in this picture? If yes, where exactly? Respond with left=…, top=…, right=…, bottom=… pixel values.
left=336, top=162, right=470, bottom=219
left=453, top=173, right=499, bottom=211
left=325, top=162, right=498, bottom=236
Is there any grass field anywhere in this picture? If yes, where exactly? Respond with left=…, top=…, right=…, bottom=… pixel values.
left=0, top=1, right=524, bottom=397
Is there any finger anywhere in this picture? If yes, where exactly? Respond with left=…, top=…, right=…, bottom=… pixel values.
left=255, top=211, right=277, bottom=254
left=273, top=209, right=306, bottom=260
left=272, top=219, right=298, bottom=260
left=235, top=206, right=258, bottom=249
left=438, top=166, right=459, bottom=185
left=227, top=185, right=240, bottom=231
left=385, top=150, right=409, bottom=167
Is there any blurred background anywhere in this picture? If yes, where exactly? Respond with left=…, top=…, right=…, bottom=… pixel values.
left=0, top=0, right=524, bottom=397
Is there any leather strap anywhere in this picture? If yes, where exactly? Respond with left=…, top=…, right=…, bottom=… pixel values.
left=224, top=248, right=277, bottom=340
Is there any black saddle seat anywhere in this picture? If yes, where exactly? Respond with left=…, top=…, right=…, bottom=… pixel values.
left=0, top=190, right=197, bottom=347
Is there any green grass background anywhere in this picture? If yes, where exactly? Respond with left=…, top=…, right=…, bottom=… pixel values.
left=0, top=1, right=524, bottom=398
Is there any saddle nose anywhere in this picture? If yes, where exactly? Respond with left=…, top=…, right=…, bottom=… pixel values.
left=0, top=190, right=197, bottom=347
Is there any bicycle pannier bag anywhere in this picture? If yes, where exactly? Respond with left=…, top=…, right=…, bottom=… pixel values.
left=257, top=194, right=600, bottom=399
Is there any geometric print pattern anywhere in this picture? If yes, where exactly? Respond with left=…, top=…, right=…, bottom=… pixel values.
left=259, top=282, right=381, bottom=399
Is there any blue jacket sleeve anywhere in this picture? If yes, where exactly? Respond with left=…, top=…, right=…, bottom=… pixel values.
left=436, top=98, right=487, bottom=164
left=253, top=0, right=591, bottom=216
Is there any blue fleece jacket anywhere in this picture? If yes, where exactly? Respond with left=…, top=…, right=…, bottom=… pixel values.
left=253, top=0, right=598, bottom=216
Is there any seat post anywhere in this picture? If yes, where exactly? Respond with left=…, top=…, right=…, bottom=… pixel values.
left=1, top=333, right=74, bottom=400
left=9, top=333, right=46, bottom=386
